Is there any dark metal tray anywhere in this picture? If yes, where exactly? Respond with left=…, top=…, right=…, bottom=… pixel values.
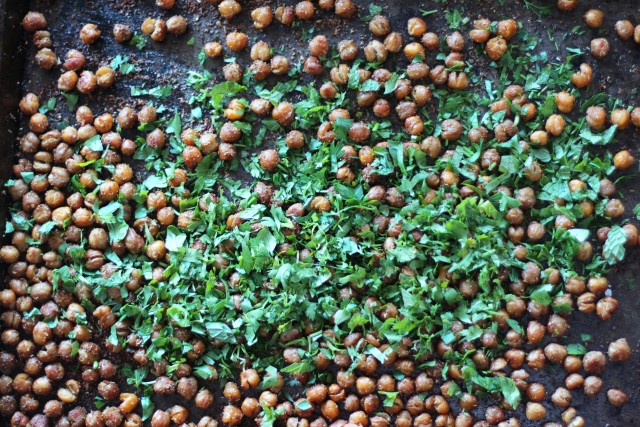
left=1, top=0, right=639, bottom=425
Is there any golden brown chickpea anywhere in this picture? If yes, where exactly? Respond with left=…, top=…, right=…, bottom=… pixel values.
left=113, top=24, right=133, bottom=43
left=586, top=106, right=607, bottom=130
left=250, top=41, right=271, bottom=62
left=613, top=150, right=634, bottom=170
left=204, top=41, right=223, bottom=58
left=365, top=40, right=388, bottom=62
left=635, top=25, right=640, bottom=44
left=338, top=39, right=358, bottom=61
left=218, top=143, right=237, bottom=161
left=407, top=17, right=427, bottom=37
left=557, top=0, right=578, bottom=11
left=384, top=32, right=404, bottom=53
left=295, top=1, right=315, bottom=20
left=77, top=70, right=97, bottom=94
left=80, top=23, right=101, bottom=44
left=19, top=93, right=39, bottom=116
left=572, top=63, right=593, bottom=88
left=22, top=12, right=47, bottom=33
left=486, top=37, right=507, bottom=60
left=610, top=109, right=630, bottom=129
left=272, top=102, right=295, bottom=127
left=583, top=9, right=604, bottom=28
left=274, top=5, right=295, bottom=25
left=270, top=55, right=290, bottom=75
left=498, top=19, right=518, bottom=40
left=219, top=0, right=241, bottom=20
left=545, top=114, right=565, bottom=136
left=35, top=48, right=58, bottom=70
left=309, top=35, right=329, bottom=57
left=608, top=338, right=631, bottom=362
left=335, top=0, right=357, bottom=18
left=369, top=15, right=391, bottom=37
left=156, top=0, right=175, bottom=9
left=590, top=38, right=609, bottom=59
left=286, top=130, right=305, bottom=149
left=167, top=15, right=188, bottom=36
left=251, top=6, right=273, bottom=29
left=259, top=149, right=280, bottom=172
left=446, top=31, right=465, bottom=51
left=556, top=91, right=575, bottom=113
left=223, top=62, right=243, bottom=82
left=29, top=113, right=48, bottom=134
left=403, top=42, right=424, bottom=61
left=226, top=32, right=248, bottom=52
left=615, top=20, right=634, bottom=40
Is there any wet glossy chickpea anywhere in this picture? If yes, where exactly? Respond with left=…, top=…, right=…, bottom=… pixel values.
left=581, top=9, right=604, bottom=29
left=634, top=25, right=640, bottom=44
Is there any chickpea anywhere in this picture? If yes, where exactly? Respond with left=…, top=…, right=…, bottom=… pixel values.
left=545, top=114, right=565, bottom=136
left=556, top=91, right=575, bottom=113
left=610, top=109, right=630, bottom=129
left=607, top=389, right=628, bottom=407
left=113, top=24, right=133, bottom=43
left=369, top=15, right=391, bottom=37
left=615, top=20, right=634, bottom=40
left=221, top=405, right=243, bottom=425
left=226, top=32, right=248, bottom=52
left=22, top=12, right=48, bottom=33
left=608, top=338, right=631, bottom=362
left=219, top=0, right=241, bottom=20
left=586, top=106, right=606, bottom=130
left=309, top=35, right=329, bottom=57
left=486, top=37, right=507, bottom=61
left=365, top=40, right=388, bottom=62
left=583, top=9, right=604, bottom=28
left=498, top=19, right=518, bottom=40
left=259, top=150, right=280, bottom=172
left=167, top=15, right=188, bottom=36
left=251, top=6, right=273, bottom=29
left=286, top=130, right=305, bottom=149
left=613, top=150, right=634, bottom=170
left=335, top=0, right=357, bottom=18
left=590, top=38, right=609, bottom=59
left=295, top=1, right=315, bottom=20
left=35, top=48, right=58, bottom=70
left=79, top=23, right=101, bottom=44
left=272, top=102, right=295, bottom=127
left=19, top=94, right=39, bottom=116
left=572, top=63, right=593, bottom=88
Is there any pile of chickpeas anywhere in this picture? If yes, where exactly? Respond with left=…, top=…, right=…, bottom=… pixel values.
left=2, top=1, right=639, bottom=426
